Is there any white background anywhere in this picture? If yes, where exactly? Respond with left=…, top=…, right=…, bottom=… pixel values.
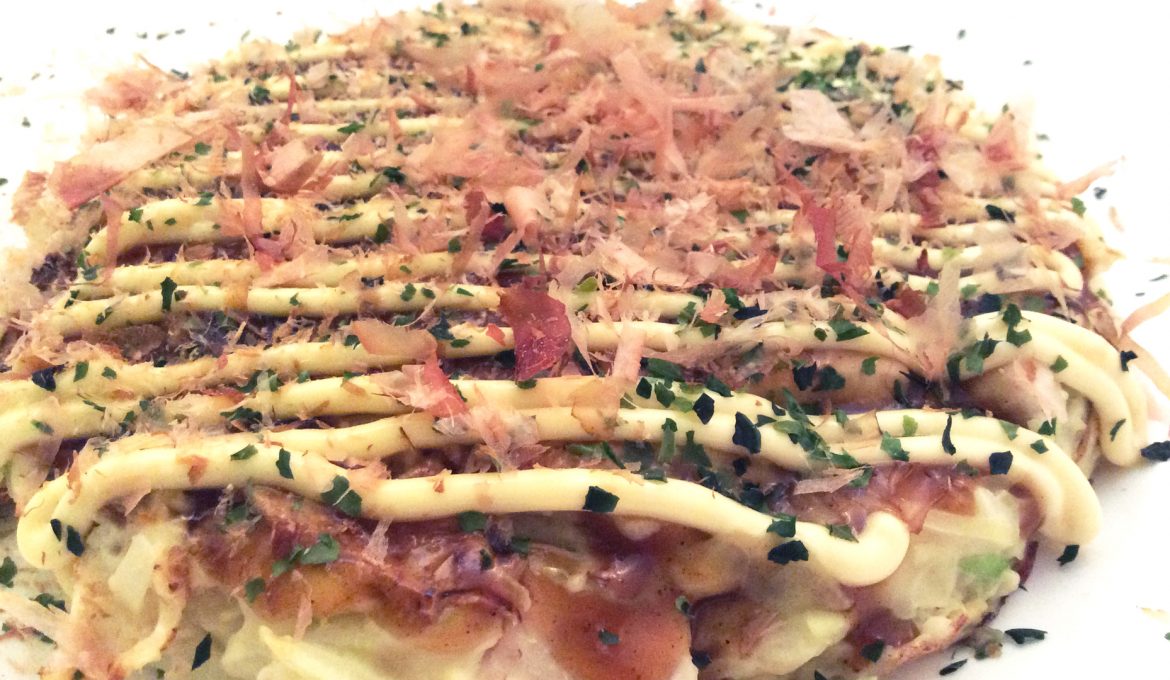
left=0, top=2, right=1168, bottom=678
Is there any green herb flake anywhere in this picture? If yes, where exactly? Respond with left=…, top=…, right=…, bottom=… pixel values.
left=428, top=315, right=455, bottom=341
left=645, top=358, right=685, bottom=382
left=458, top=511, right=487, bottom=533
left=732, top=412, right=761, bottom=454
left=574, top=276, right=599, bottom=293
left=939, top=659, right=968, bottom=676
left=659, top=417, right=678, bottom=462
left=989, top=450, right=1013, bottom=474
left=766, top=514, right=797, bottom=538
left=33, top=592, right=65, bottom=611
left=1104, top=418, right=1126, bottom=441
left=703, top=375, right=732, bottom=397
left=766, top=540, right=809, bottom=565
left=220, top=406, right=263, bottom=429
left=582, top=485, right=619, bottom=513
left=729, top=208, right=748, bottom=223
left=510, top=536, right=531, bottom=555
left=0, top=556, right=16, bottom=588
left=721, top=287, right=744, bottom=310
left=191, top=633, right=213, bottom=670
left=901, top=415, right=918, bottom=437
left=320, top=476, right=362, bottom=517
left=1003, top=628, right=1046, bottom=645
left=1050, top=355, right=1068, bottom=373
left=243, top=577, right=265, bottom=602
left=692, top=393, right=715, bottom=424
left=1057, top=544, right=1079, bottom=566
left=1070, top=197, right=1086, bottom=217
left=30, top=367, right=57, bottom=392
left=1005, top=326, right=1032, bottom=347
left=248, top=85, right=271, bottom=105
left=985, top=204, right=1016, bottom=223
left=276, top=448, right=294, bottom=479
left=337, top=120, right=365, bottom=134
left=941, top=414, right=957, bottom=454
left=1141, top=441, right=1170, bottom=462
left=230, top=444, right=258, bottom=461
left=812, top=365, right=846, bottom=392
left=827, top=523, right=857, bottom=542
left=160, top=277, right=178, bottom=312
left=239, top=369, right=282, bottom=393
left=422, top=28, right=450, bottom=46
left=76, top=251, right=99, bottom=281
left=880, top=432, right=909, bottom=461
left=63, top=526, right=85, bottom=557
left=568, top=442, right=624, bottom=469
left=861, top=356, right=878, bottom=375
left=681, top=431, right=711, bottom=468
left=271, top=547, right=300, bottom=577
left=954, top=460, right=980, bottom=477
left=860, top=640, right=885, bottom=663
left=300, top=533, right=340, bottom=565
left=828, top=316, right=869, bottom=341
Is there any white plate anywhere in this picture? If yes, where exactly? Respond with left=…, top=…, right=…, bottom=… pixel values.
left=0, top=2, right=1167, bottom=678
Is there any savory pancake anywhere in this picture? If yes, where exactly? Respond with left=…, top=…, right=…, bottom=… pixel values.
left=0, top=1, right=1158, bottom=678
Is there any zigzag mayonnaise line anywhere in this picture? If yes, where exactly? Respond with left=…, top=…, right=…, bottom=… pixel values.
left=77, top=193, right=1054, bottom=269
left=69, top=240, right=1080, bottom=299
left=1, top=314, right=1144, bottom=477
left=18, top=457, right=911, bottom=588
left=14, top=393, right=1097, bottom=550
left=0, top=365, right=1118, bottom=529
